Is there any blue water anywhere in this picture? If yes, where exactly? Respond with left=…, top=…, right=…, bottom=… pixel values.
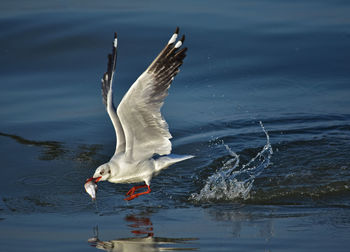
left=1, top=0, right=350, bottom=251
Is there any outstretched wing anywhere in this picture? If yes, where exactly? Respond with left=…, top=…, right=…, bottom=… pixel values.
left=116, top=27, right=187, bottom=161
left=101, top=32, right=126, bottom=155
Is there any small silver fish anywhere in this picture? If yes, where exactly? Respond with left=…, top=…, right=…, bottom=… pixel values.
left=84, top=178, right=98, bottom=200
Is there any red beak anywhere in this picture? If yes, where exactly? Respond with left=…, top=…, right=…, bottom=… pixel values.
left=94, top=176, right=102, bottom=183
left=85, top=177, right=93, bottom=183
left=85, top=177, right=102, bottom=183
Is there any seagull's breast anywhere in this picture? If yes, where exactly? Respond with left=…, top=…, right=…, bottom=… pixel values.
left=107, top=156, right=156, bottom=184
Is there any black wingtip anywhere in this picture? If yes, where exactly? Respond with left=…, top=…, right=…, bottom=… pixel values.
left=114, top=32, right=117, bottom=39
left=175, top=47, right=187, bottom=56
left=180, top=35, right=185, bottom=43
left=107, top=53, right=112, bottom=61
left=175, top=27, right=179, bottom=34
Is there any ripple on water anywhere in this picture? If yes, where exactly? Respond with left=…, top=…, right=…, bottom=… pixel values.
left=18, top=174, right=57, bottom=186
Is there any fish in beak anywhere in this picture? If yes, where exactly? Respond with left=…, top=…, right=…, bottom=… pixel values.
left=84, top=177, right=98, bottom=200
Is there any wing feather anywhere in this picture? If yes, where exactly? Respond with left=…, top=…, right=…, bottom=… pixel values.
left=116, top=27, right=187, bottom=161
left=101, top=32, right=126, bottom=155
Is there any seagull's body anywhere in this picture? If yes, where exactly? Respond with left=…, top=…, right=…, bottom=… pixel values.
left=89, top=28, right=193, bottom=201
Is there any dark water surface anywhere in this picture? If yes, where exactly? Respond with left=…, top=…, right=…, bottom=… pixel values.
left=1, top=0, right=350, bottom=251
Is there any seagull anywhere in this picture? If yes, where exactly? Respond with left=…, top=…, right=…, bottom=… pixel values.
left=87, top=27, right=194, bottom=201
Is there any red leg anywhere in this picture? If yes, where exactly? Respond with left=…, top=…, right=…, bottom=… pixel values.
left=124, top=185, right=151, bottom=201
left=126, top=185, right=148, bottom=196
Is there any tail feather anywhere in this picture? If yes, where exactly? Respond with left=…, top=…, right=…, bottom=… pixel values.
left=155, top=154, right=194, bottom=171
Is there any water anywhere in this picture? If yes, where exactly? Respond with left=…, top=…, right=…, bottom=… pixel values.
left=191, top=122, right=273, bottom=202
left=1, top=0, right=350, bottom=251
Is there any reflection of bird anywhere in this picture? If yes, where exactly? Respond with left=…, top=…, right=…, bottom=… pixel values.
left=88, top=214, right=198, bottom=251
left=89, top=236, right=198, bottom=252
left=125, top=215, right=154, bottom=236
left=87, top=27, right=193, bottom=201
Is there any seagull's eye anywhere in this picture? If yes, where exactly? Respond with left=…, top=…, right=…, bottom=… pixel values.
left=100, top=171, right=104, bottom=175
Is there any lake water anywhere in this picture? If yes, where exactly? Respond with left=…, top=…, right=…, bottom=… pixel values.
left=1, top=0, right=350, bottom=251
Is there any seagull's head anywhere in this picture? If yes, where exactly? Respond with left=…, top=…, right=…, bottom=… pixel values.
left=93, top=163, right=111, bottom=182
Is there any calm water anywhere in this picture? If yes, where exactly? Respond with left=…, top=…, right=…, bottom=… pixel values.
left=1, top=0, right=350, bottom=251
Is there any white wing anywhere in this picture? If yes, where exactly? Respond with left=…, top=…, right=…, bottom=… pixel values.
left=117, top=27, right=187, bottom=161
left=101, top=32, right=126, bottom=155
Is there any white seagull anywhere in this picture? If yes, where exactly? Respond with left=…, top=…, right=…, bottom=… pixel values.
left=86, top=27, right=194, bottom=201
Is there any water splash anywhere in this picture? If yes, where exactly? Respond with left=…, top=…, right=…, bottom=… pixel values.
left=190, top=122, right=273, bottom=202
